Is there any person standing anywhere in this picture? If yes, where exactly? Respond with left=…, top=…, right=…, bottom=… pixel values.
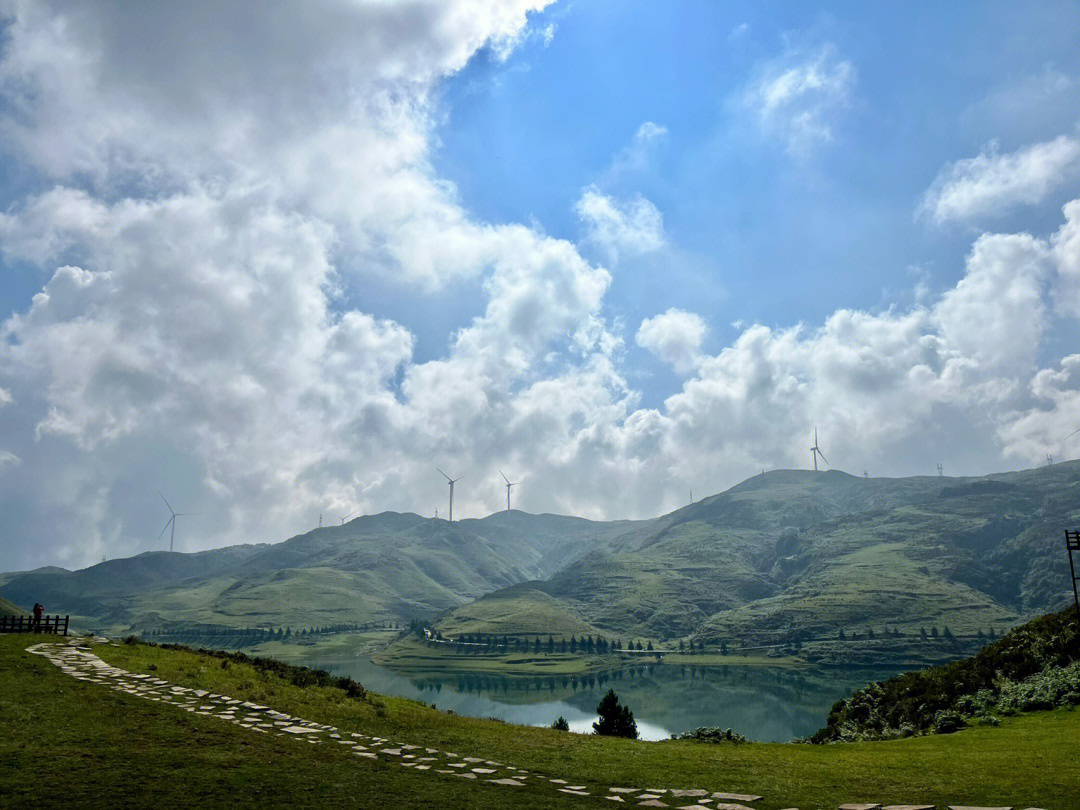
left=32, top=602, right=43, bottom=632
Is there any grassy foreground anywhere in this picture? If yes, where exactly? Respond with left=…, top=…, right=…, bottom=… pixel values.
left=2, top=633, right=1078, bottom=808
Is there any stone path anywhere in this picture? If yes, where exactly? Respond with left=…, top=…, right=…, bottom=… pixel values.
left=25, top=639, right=1048, bottom=810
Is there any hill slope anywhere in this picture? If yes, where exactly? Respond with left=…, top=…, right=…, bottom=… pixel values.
left=434, top=463, right=1080, bottom=644
left=0, top=511, right=630, bottom=635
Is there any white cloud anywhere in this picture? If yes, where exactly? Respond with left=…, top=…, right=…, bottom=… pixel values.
left=919, top=136, right=1080, bottom=225
left=744, top=43, right=855, bottom=154
left=574, top=185, right=665, bottom=261
left=2, top=3, right=1080, bottom=574
left=636, top=310, right=708, bottom=374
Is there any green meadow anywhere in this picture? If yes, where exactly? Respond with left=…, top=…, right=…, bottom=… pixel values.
left=3, top=632, right=1079, bottom=808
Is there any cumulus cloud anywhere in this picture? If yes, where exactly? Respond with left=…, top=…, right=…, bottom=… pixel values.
left=636, top=310, right=708, bottom=374
left=919, top=136, right=1080, bottom=224
left=744, top=43, right=855, bottom=154
left=574, top=186, right=665, bottom=261
left=2, top=3, right=1080, bottom=574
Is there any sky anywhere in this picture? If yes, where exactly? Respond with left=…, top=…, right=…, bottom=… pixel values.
left=2, top=1, right=1080, bottom=571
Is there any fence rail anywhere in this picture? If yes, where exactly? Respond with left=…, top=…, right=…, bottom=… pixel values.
left=0, top=614, right=69, bottom=635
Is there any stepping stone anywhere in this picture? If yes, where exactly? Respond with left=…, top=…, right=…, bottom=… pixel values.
left=680, top=806, right=713, bottom=810
left=714, top=796, right=762, bottom=803
left=354, top=752, right=376, bottom=759
left=463, top=757, right=484, bottom=763
left=883, top=806, right=935, bottom=810
left=605, top=799, right=626, bottom=804
left=714, top=805, right=756, bottom=810
left=471, top=768, right=496, bottom=774
left=281, top=726, right=320, bottom=734
left=456, top=772, right=477, bottom=780
left=415, top=765, right=430, bottom=771
left=640, top=796, right=664, bottom=801
left=489, top=779, right=524, bottom=786
left=611, top=788, right=642, bottom=794
left=947, top=807, right=1011, bottom=810
left=839, top=806, right=881, bottom=810
left=560, top=789, right=589, bottom=796
left=638, top=802, right=668, bottom=808
left=551, top=779, right=568, bottom=784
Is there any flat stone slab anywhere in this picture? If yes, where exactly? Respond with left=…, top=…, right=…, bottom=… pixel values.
left=714, top=804, right=756, bottom=810
left=947, top=807, right=1012, bottom=810
left=714, top=795, right=762, bottom=803
left=671, top=790, right=709, bottom=798
left=638, top=802, right=668, bottom=808
left=883, top=806, right=935, bottom=810
left=839, top=805, right=881, bottom=810
left=489, top=779, right=524, bottom=786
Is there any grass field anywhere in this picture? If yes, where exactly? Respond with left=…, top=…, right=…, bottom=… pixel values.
left=2, top=632, right=1078, bottom=809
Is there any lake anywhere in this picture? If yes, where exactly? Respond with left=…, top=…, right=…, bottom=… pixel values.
left=313, top=657, right=902, bottom=742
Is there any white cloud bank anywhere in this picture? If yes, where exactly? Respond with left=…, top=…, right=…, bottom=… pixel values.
left=919, top=136, right=1080, bottom=224
left=0, top=4, right=1078, bottom=572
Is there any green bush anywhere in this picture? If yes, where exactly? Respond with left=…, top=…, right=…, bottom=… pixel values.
left=593, top=689, right=638, bottom=739
left=551, top=716, right=570, bottom=731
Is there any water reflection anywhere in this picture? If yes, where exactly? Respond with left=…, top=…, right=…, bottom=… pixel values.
left=315, top=658, right=899, bottom=742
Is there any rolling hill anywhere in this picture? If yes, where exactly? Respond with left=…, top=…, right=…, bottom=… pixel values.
left=3, top=462, right=1078, bottom=647
left=431, top=464, right=1080, bottom=645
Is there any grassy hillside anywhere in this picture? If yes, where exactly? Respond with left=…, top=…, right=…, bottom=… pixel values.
left=5, top=462, right=1078, bottom=655
left=0, top=595, right=25, bottom=616
left=2, top=632, right=1079, bottom=807
left=813, top=607, right=1080, bottom=742
left=0, top=511, right=624, bottom=637
left=434, top=464, right=1079, bottom=652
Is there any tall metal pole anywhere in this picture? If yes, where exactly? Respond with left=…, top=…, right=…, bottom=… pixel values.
left=170, top=517, right=175, bottom=553
left=449, top=481, right=454, bottom=523
left=1066, top=530, right=1080, bottom=618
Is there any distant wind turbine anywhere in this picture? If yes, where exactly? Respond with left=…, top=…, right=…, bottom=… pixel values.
left=339, top=510, right=357, bottom=525
left=809, top=428, right=828, bottom=471
left=437, top=468, right=464, bottom=522
left=158, top=492, right=193, bottom=553
left=937, top=463, right=944, bottom=476
left=1046, top=453, right=1054, bottom=466
left=499, top=470, right=518, bottom=512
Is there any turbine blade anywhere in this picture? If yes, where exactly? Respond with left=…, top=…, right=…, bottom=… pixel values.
left=818, top=451, right=829, bottom=466
left=1067, top=426, right=1080, bottom=439
left=158, top=517, right=173, bottom=540
left=499, top=469, right=509, bottom=485
left=436, top=467, right=451, bottom=482
left=159, top=492, right=175, bottom=515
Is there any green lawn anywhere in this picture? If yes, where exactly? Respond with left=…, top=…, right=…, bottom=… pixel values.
left=2, top=633, right=1078, bottom=809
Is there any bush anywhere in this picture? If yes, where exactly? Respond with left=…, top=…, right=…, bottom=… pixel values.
left=593, top=689, right=638, bottom=739
left=552, top=716, right=570, bottom=731
left=672, top=726, right=747, bottom=744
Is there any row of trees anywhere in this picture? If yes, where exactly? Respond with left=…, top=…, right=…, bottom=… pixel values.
left=836, top=626, right=997, bottom=642
left=143, top=621, right=385, bottom=646
left=433, top=632, right=690, bottom=656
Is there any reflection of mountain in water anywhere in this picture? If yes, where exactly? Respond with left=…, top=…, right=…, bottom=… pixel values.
left=319, top=658, right=900, bottom=742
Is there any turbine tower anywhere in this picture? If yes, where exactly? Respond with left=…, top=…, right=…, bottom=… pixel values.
left=809, top=428, right=828, bottom=471
left=499, top=470, right=518, bottom=512
left=937, top=463, right=944, bottom=476
left=339, top=510, right=357, bottom=525
left=437, top=468, right=464, bottom=522
left=1047, top=453, right=1054, bottom=466
left=157, top=492, right=192, bottom=553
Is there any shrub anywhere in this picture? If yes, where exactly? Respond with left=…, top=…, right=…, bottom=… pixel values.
left=672, top=726, right=747, bottom=744
left=552, top=716, right=570, bottom=731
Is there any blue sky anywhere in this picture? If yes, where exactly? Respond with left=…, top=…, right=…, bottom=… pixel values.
left=2, top=1, right=1080, bottom=570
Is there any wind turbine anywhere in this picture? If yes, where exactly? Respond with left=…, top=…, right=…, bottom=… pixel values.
left=499, top=470, right=518, bottom=512
left=158, top=493, right=193, bottom=553
left=809, top=428, right=828, bottom=471
left=437, top=468, right=464, bottom=522
left=1046, top=453, right=1054, bottom=466
left=937, top=463, right=944, bottom=476
left=339, top=510, right=357, bottom=525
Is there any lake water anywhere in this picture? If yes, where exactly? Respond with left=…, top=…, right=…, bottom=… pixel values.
left=313, top=658, right=900, bottom=742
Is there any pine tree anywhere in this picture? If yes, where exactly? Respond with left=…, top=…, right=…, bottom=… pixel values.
left=546, top=635, right=555, bottom=654
left=678, top=639, right=685, bottom=652
left=592, top=689, right=638, bottom=739
left=646, top=640, right=654, bottom=652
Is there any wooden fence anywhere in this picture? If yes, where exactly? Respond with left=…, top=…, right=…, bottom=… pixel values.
left=0, top=614, right=69, bottom=635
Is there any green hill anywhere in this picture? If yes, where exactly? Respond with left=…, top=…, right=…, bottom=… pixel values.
left=4, top=462, right=1078, bottom=650
left=0, top=511, right=628, bottom=636
left=0, top=595, right=25, bottom=616
left=433, top=463, right=1080, bottom=648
